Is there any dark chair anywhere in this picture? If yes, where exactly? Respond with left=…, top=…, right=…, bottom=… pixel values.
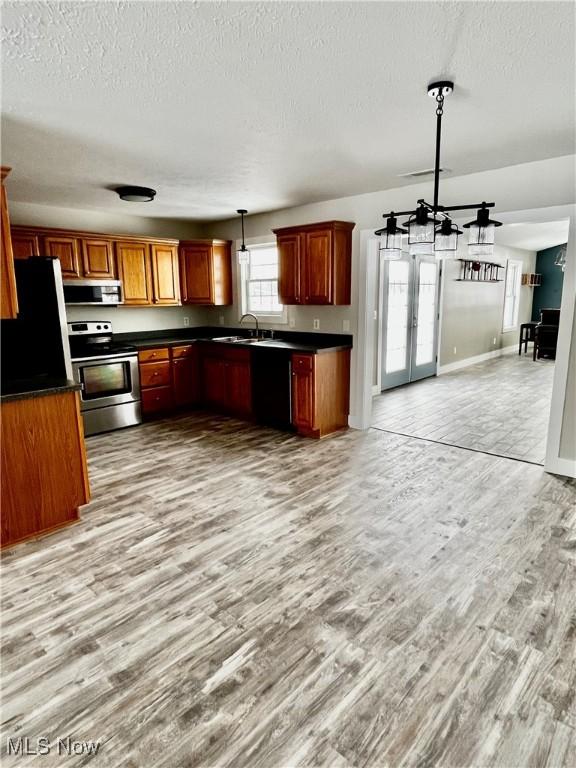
left=533, top=308, right=560, bottom=360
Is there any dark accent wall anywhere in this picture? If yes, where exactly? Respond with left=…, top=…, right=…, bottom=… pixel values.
left=531, top=244, right=565, bottom=321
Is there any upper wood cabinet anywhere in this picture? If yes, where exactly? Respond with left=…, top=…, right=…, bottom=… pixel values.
left=82, top=238, right=115, bottom=278
left=1, top=167, right=19, bottom=319
left=179, top=240, right=232, bottom=305
left=151, top=243, right=180, bottom=305
left=42, top=235, right=81, bottom=278
left=9, top=226, right=180, bottom=306
left=11, top=228, right=40, bottom=260
left=273, top=220, right=355, bottom=305
left=116, top=241, right=153, bottom=306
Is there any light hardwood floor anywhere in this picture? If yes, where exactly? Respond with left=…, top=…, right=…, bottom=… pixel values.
left=1, top=412, right=575, bottom=767
left=372, top=353, right=555, bottom=464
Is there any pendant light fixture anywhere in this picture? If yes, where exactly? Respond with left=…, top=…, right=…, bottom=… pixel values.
left=236, top=209, right=250, bottom=265
left=374, top=213, right=406, bottom=260
left=463, top=203, right=502, bottom=257
left=434, top=218, right=462, bottom=260
left=375, top=80, right=501, bottom=258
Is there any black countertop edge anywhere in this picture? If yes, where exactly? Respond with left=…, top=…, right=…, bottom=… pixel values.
left=116, top=327, right=353, bottom=354
left=1, top=379, right=81, bottom=404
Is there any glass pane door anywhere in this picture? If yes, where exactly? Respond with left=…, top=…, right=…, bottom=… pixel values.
left=411, top=258, right=440, bottom=382
left=381, top=256, right=412, bottom=389
left=381, top=254, right=440, bottom=391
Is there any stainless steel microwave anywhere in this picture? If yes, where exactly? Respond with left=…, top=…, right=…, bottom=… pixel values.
left=63, top=279, right=123, bottom=306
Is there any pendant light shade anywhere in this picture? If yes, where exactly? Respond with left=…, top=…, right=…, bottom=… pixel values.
left=434, top=218, right=462, bottom=260
left=236, top=209, right=250, bottom=264
left=375, top=214, right=407, bottom=260
left=554, top=245, right=567, bottom=271
left=463, top=203, right=502, bottom=257
left=404, top=205, right=436, bottom=255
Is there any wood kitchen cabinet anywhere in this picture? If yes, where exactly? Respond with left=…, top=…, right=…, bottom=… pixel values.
left=1, top=390, right=90, bottom=548
left=172, top=345, right=200, bottom=407
left=82, top=238, right=115, bottom=278
left=10, top=226, right=180, bottom=304
left=291, top=350, right=350, bottom=438
left=11, top=227, right=40, bottom=260
left=42, top=235, right=82, bottom=278
left=1, top=167, right=19, bottom=319
left=116, top=241, right=153, bottom=305
left=179, top=240, right=232, bottom=305
left=151, top=243, right=180, bottom=305
left=274, top=220, right=355, bottom=305
left=201, top=344, right=252, bottom=417
left=139, top=344, right=199, bottom=416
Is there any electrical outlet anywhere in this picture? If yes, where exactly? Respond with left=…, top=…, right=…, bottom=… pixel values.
left=219, top=315, right=224, bottom=326
left=343, top=319, right=350, bottom=332
left=183, top=317, right=190, bottom=327
left=313, top=319, right=320, bottom=330
left=289, top=318, right=295, bottom=328
left=453, top=346, right=457, bottom=355
left=493, top=337, right=497, bottom=345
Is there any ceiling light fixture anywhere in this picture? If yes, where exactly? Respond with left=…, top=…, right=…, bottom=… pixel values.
left=116, top=185, right=156, bottom=202
left=375, top=80, right=501, bottom=261
left=236, top=209, right=250, bottom=264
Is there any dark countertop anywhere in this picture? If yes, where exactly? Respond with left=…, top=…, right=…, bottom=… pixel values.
left=1, top=377, right=81, bottom=404
left=116, top=327, right=353, bottom=355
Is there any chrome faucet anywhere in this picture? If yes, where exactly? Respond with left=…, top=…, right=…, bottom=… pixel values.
left=240, top=313, right=259, bottom=338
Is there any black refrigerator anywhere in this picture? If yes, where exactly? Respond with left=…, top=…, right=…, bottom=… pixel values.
left=1, top=258, right=73, bottom=385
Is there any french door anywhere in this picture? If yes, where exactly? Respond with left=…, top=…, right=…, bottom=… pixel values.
left=380, top=253, right=440, bottom=390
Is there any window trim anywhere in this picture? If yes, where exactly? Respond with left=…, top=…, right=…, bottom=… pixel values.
left=238, top=240, right=288, bottom=324
left=502, top=258, right=523, bottom=332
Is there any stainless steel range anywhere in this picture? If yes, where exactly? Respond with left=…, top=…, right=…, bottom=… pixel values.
left=68, top=321, right=141, bottom=436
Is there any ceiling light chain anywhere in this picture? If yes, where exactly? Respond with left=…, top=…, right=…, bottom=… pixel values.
left=375, top=80, right=502, bottom=261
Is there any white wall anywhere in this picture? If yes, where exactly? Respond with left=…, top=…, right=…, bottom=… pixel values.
left=439, top=243, right=536, bottom=365
left=201, top=155, right=574, bottom=338
left=65, top=305, right=212, bottom=333
left=9, top=200, right=204, bottom=239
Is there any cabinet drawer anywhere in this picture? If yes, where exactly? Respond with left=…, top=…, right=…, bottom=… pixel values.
left=139, top=360, right=171, bottom=388
left=141, top=386, right=173, bottom=414
left=138, top=347, right=170, bottom=363
left=293, top=354, right=314, bottom=372
left=172, top=344, right=194, bottom=358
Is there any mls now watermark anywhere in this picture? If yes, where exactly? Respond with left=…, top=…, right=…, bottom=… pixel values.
left=6, top=736, right=101, bottom=757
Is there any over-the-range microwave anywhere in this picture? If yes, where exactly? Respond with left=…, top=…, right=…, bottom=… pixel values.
left=63, top=279, right=123, bottom=306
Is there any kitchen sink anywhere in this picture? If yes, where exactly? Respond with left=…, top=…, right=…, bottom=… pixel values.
left=212, top=335, right=266, bottom=344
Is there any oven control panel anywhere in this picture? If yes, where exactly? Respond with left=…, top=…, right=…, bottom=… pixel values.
left=68, top=321, right=112, bottom=335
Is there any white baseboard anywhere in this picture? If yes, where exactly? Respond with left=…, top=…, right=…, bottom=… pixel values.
left=544, top=456, right=576, bottom=478
left=438, top=344, right=518, bottom=375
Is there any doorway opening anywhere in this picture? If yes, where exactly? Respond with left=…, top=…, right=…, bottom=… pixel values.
left=371, top=218, right=569, bottom=466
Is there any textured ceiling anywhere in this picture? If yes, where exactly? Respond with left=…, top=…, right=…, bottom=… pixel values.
left=1, top=1, right=575, bottom=221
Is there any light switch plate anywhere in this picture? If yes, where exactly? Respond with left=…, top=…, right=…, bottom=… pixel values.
left=183, top=317, right=190, bottom=327
left=219, top=315, right=225, bottom=326
left=343, top=319, right=350, bottom=332
left=289, top=318, right=295, bottom=328
left=313, top=319, right=320, bottom=330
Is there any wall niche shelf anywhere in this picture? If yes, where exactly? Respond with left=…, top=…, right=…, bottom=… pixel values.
left=457, top=258, right=503, bottom=282
left=522, top=272, right=542, bottom=287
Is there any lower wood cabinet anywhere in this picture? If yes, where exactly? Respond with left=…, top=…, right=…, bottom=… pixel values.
left=1, top=390, right=90, bottom=548
left=139, top=345, right=199, bottom=416
left=201, top=344, right=252, bottom=418
left=291, top=350, right=350, bottom=438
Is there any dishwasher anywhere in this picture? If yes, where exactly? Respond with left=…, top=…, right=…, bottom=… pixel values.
left=251, top=347, right=293, bottom=430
